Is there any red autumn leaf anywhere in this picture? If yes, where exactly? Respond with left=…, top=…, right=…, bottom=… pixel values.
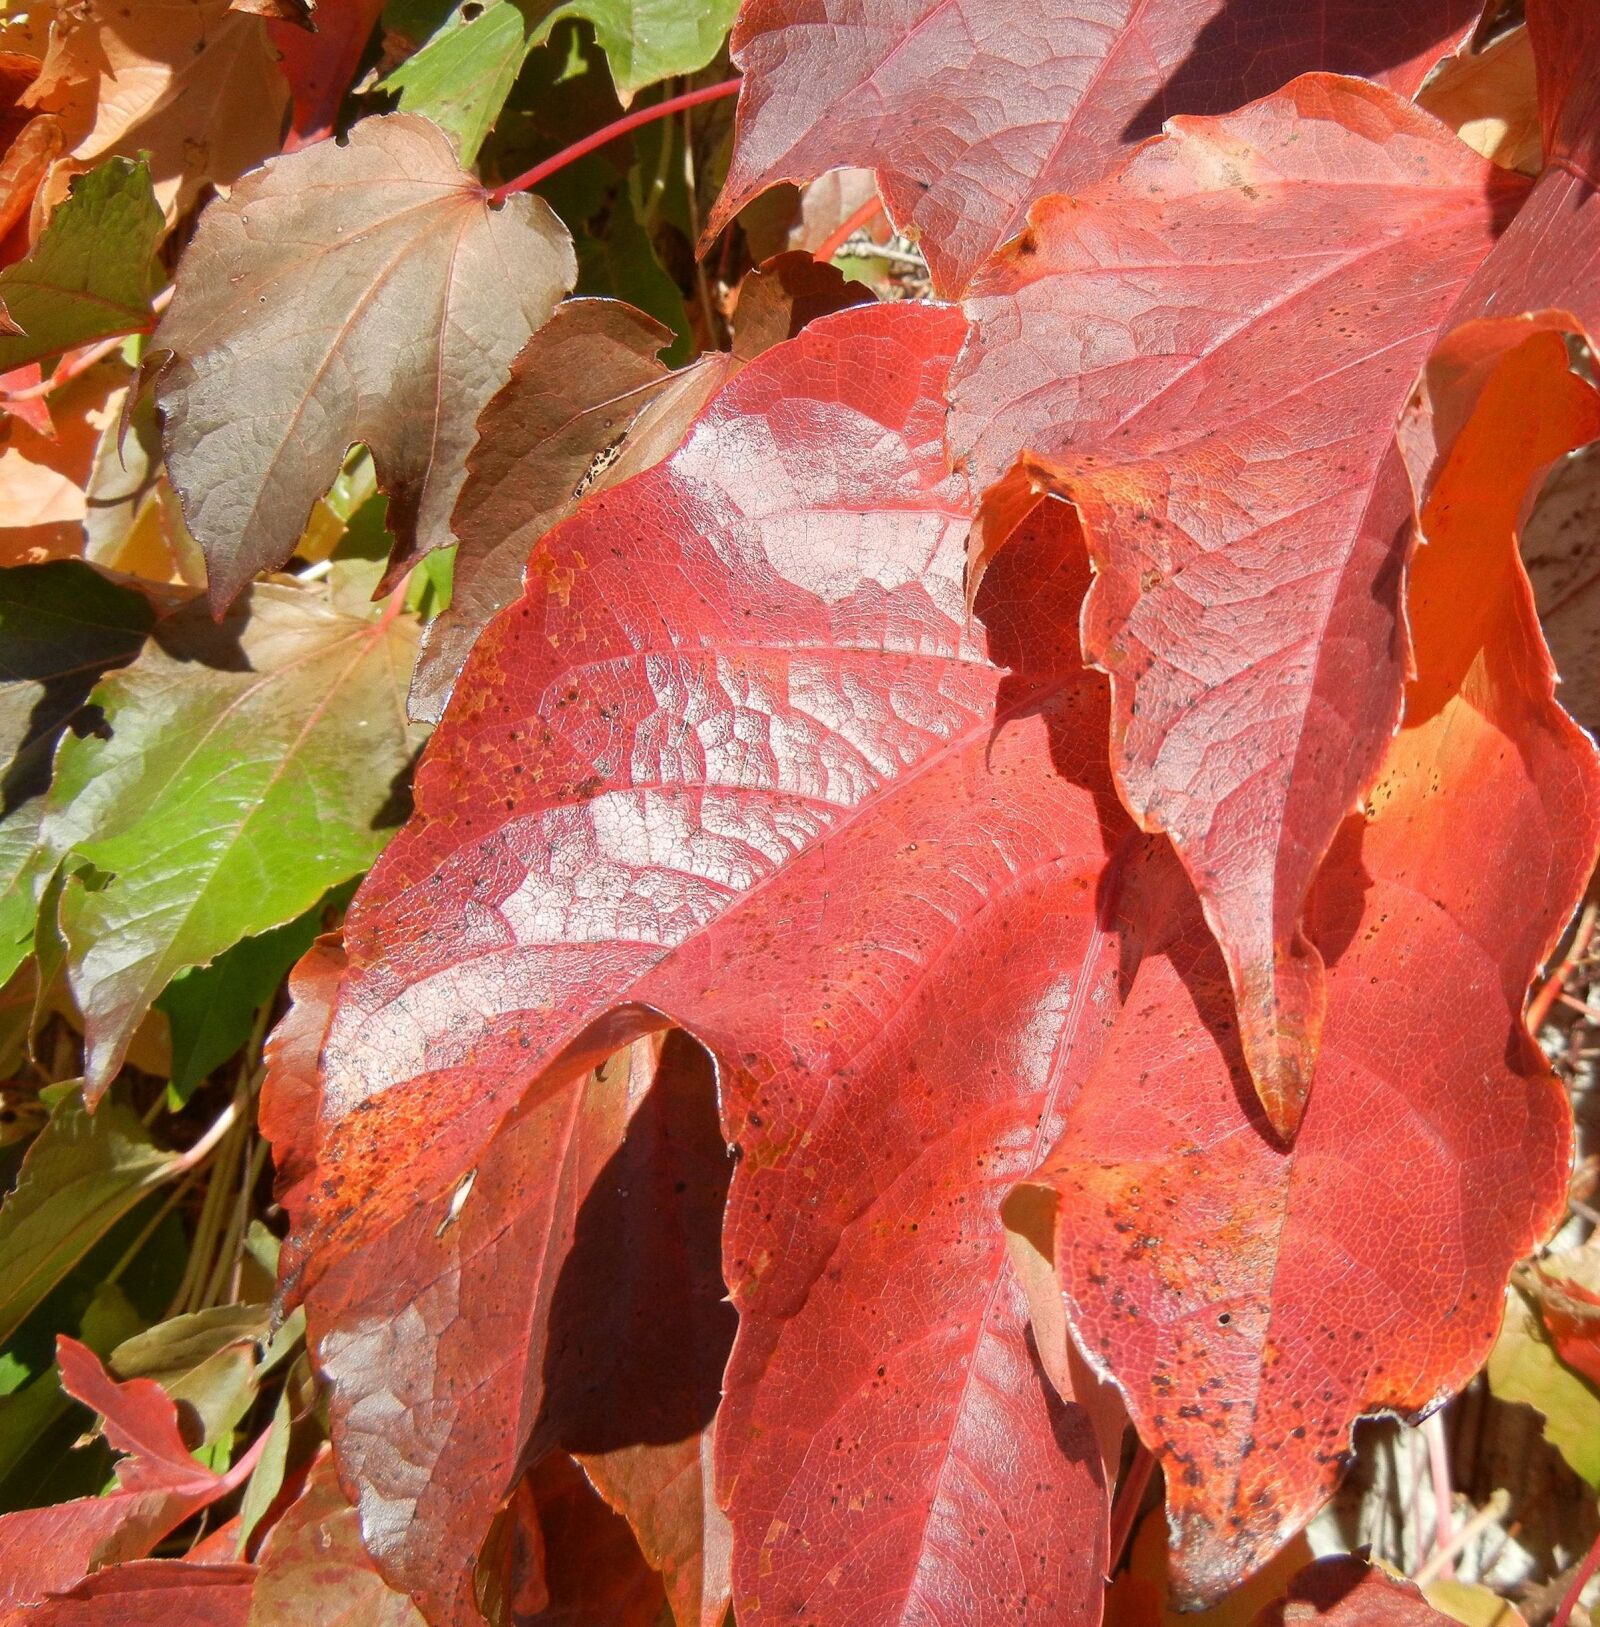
left=267, top=304, right=1113, bottom=1627
left=1445, top=0, right=1600, bottom=336
left=1526, top=1264, right=1600, bottom=1390
left=1023, top=318, right=1600, bottom=1603
left=0, top=1340, right=258, bottom=1613
left=19, top=1562, right=257, bottom=1627
left=950, top=78, right=1524, bottom=1135
left=248, top=1451, right=426, bottom=1626
left=707, top=0, right=1480, bottom=293
left=525, top=1455, right=671, bottom=1627
left=1253, top=1557, right=1455, bottom=1625
left=266, top=0, right=384, bottom=147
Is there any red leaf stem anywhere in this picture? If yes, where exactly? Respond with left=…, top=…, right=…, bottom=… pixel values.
left=489, top=79, right=741, bottom=205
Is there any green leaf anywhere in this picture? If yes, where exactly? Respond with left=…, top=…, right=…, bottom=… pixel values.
left=383, top=3, right=541, bottom=165
left=0, top=157, right=163, bottom=373
left=40, top=583, right=427, bottom=1096
left=111, top=1304, right=268, bottom=1448
left=1487, top=1277, right=1600, bottom=1487
left=565, top=0, right=738, bottom=98
left=0, top=563, right=155, bottom=984
left=383, top=0, right=735, bottom=162
left=0, top=1090, right=177, bottom=1348
left=156, top=898, right=336, bottom=1107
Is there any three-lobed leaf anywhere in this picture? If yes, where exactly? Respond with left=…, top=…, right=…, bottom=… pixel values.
left=267, top=305, right=1115, bottom=1625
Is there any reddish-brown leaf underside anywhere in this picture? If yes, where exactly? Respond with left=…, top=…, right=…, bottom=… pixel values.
left=268, top=305, right=1115, bottom=1626
left=152, top=114, right=575, bottom=612
left=950, top=76, right=1527, bottom=1136
left=1024, top=320, right=1600, bottom=1604
left=1254, top=1557, right=1455, bottom=1625
left=706, top=0, right=1480, bottom=293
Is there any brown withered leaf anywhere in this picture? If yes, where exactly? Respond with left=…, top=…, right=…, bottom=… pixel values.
left=730, top=251, right=874, bottom=362
left=152, top=114, right=576, bottom=613
left=23, top=0, right=289, bottom=220
left=410, top=298, right=729, bottom=723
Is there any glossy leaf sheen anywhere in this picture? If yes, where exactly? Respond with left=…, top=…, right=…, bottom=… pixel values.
left=951, top=78, right=1523, bottom=1134
left=1026, top=323, right=1599, bottom=1602
left=152, top=115, right=576, bottom=610
left=269, top=306, right=1113, bottom=1627
left=410, top=298, right=720, bottom=724
left=708, top=0, right=1480, bottom=292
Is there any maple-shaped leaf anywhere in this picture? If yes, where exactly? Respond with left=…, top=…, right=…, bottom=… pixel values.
left=38, top=581, right=426, bottom=1099
left=1021, top=318, right=1600, bottom=1601
left=22, top=0, right=289, bottom=220
left=0, top=157, right=161, bottom=373
left=1255, top=1557, right=1455, bottom=1625
left=410, top=298, right=730, bottom=723
left=265, top=305, right=1113, bottom=1626
left=152, top=115, right=576, bottom=612
left=707, top=0, right=1480, bottom=293
left=950, top=78, right=1524, bottom=1135
left=0, top=1340, right=257, bottom=1613
left=21, top=1561, right=256, bottom=1627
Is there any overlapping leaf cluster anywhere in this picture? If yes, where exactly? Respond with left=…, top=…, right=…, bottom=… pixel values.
left=0, top=0, right=1598, bottom=1623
